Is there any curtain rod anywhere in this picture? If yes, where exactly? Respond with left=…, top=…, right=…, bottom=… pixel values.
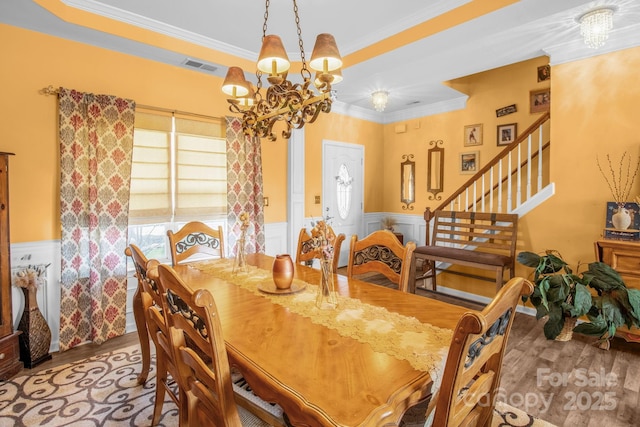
left=40, top=85, right=222, bottom=121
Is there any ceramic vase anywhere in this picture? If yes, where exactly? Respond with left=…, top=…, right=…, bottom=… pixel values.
left=272, top=254, right=294, bottom=289
left=316, top=258, right=337, bottom=309
left=612, top=204, right=632, bottom=230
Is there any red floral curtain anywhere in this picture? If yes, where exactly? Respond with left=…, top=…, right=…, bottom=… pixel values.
left=58, top=88, right=135, bottom=351
left=226, top=117, right=265, bottom=255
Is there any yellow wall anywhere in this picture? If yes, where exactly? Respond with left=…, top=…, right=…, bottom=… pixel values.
left=3, top=22, right=640, bottom=280
left=520, top=47, right=640, bottom=269
left=381, top=56, right=551, bottom=215
left=0, top=24, right=287, bottom=241
left=305, top=113, right=384, bottom=218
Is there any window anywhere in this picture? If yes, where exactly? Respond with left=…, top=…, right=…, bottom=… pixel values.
left=128, top=111, right=226, bottom=262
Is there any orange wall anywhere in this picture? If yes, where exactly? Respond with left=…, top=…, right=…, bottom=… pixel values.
left=381, top=56, right=551, bottom=215
left=0, top=24, right=287, bottom=241
left=305, top=113, right=384, bottom=218
left=520, top=47, right=640, bottom=269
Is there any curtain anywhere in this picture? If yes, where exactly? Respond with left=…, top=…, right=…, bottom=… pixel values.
left=226, top=117, right=265, bottom=255
left=58, top=88, right=136, bottom=351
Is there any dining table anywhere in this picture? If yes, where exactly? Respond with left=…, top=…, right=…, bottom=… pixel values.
left=169, top=253, right=470, bottom=427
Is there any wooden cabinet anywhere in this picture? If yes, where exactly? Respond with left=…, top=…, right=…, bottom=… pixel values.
left=594, top=239, right=640, bottom=343
left=0, top=153, right=22, bottom=379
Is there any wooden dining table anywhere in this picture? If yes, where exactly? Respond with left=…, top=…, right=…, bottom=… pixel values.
left=170, top=253, right=470, bottom=427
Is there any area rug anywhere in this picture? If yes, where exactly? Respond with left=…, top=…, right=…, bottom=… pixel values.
left=0, top=344, right=556, bottom=427
left=0, top=345, right=267, bottom=427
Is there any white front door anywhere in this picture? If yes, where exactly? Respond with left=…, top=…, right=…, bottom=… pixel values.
left=322, top=140, right=364, bottom=268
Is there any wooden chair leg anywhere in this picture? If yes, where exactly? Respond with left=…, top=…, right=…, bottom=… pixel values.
left=132, top=285, right=151, bottom=385
left=431, top=260, right=438, bottom=291
left=495, top=268, right=504, bottom=292
left=152, top=348, right=168, bottom=425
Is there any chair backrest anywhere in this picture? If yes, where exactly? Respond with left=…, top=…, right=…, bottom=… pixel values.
left=127, top=244, right=165, bottom=332
left=167, top=221, right=225, bottom=265
left=295, top=226, right=345, bottom=273
left=347, top=229, right=417, bottom=292
left=430, top=277, right=533, bottom=427
left=158, top=263, right=242, bottom=427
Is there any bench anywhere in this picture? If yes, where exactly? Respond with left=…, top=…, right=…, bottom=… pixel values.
left=410, top=210, right=518, bottom=293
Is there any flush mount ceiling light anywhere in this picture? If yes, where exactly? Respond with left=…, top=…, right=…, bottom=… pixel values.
left=371, top=90, right=389, bottom=112
left=578, top=7, right=615, bottom=49
left=221, top=0, right=342, bottom=141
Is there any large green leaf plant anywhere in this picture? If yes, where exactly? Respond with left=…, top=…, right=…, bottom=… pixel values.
left=517, top=250, right=640, bottom=348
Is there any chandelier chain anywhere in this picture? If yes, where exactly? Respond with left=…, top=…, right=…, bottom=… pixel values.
left=292, top=0, right=309, bottom=76
left=262, top=0, right=270, bottom=40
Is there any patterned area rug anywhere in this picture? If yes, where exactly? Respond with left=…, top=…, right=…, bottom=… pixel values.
left=0, top=344, right=556, bottom=427
left=0, top=345, right=267, bottom=427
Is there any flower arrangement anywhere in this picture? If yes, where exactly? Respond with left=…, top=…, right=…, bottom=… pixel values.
left=13, top=264, right=50, bottom=292
left=310, top=209, right=338, bottom=308
left=381, top=216, right=397, bottom=232
left=596, top=151, right=640, bottom=206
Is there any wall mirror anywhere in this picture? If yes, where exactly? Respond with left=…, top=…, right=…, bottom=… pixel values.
left=400, top=154, right=415, bottom=210
left=427, top=140, right=444, bottom=200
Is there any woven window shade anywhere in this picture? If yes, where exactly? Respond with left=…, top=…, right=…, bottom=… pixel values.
left=128, top=112, right=172, bottom=225
left=174, top=117, right=227, bottom=222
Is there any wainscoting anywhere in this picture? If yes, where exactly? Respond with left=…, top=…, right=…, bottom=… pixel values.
left=8, top=212, right=426, bottom=353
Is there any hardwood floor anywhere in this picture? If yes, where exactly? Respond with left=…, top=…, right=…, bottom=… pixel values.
left=18, top=275, right=640, bottom=427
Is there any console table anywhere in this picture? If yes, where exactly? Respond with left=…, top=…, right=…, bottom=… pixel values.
left=594, top=239, right=640, bottom=342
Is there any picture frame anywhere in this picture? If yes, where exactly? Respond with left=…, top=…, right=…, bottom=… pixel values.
left=530, top=88, right=550, bottom=113
left=497, top=123, right=517, bottom=146
left=496, top=104, right=517, bottom=117
left=459, top=151, right=479, bottom=174
left=537, top=65, right=550, bottom=82
left=463, top=124, right=483, bottom=146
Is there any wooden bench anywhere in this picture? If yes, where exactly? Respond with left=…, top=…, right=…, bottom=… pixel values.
left=410, top=210, right=518, bottom=293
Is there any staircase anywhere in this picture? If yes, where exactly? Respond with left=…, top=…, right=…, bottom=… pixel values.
left=423, top=111, right=552, bottom=239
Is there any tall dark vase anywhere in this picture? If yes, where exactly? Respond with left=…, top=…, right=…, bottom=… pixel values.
left=18, top=286, right=52, bottom=368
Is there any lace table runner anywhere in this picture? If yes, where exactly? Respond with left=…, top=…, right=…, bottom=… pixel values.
left=189, top=259, right=453, bottom=378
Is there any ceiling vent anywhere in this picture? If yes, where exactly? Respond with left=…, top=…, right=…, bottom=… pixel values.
left=182, top=58, right=218, bottom=74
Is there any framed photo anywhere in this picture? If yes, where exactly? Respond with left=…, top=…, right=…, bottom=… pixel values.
left=537, top=65, right=550, bottom=82
left=497, top=123, right=517, bottom=146
left=464, top=124, right=483, bottom=146
left=459, top=151, right=479, bottom=174
left=530, top=89, right=550, bottom=113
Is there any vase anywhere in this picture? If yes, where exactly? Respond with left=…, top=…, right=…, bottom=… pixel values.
left=18, top=286, right=52, bottom=368
left=272, top=254, right=294, bottom=289
left=612, top=204, right=632, bottom=230
left=316, top=259, right=337, bottom=309
left=233, top=232, right=248, bottom=274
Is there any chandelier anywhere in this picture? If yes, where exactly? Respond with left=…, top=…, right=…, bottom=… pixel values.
left=371, top=90, right=389, bottom=112
left=221, top=0, right=342, bottom=141
left=579, top=7, right=615, bottom=49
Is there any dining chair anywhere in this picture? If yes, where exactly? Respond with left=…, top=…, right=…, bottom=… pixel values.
left=347, top=229, right=417, bottom=292
left=128, top=244, right=186, bottom=426
left=425, top=277, right=534, bottom=427
left=295, top=226, right=345, bottom=273
left=167, top=221, right=225, bottom=265
left=158, top=264, right=278, bottom=427
left=124, top=245, right=152, bottom=385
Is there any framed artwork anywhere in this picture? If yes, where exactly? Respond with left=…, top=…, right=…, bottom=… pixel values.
left=537, top=65, right=550, bottom=82
left=530, top=89, right=550, bottom=113
left=497, top=123, right=517, bottom=146
left=459, top=151, right=479, bottom=174
left=496, top=104, right=517, bottom=117
left=463, top=124, right=483, bottom=146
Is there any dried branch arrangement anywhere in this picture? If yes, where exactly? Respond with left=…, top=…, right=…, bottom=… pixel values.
left=596, top=152, right=640, bottom=205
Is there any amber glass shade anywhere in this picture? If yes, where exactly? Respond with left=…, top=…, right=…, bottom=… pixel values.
left=309, top=33, right=342, bottom=73
left=222, top=67, right=249, bottom=97
left=257, top=35, right=291, bottom=75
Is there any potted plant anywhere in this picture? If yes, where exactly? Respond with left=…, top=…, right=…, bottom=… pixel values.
left=517, top=250, right=592, bottom=341
left=381, top=216, right=397, bottom=232
left=517, top=250, right=640, bottom=348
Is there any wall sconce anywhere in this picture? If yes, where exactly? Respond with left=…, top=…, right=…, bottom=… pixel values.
left=578, top=7, right=615, bottom=49
left=371, top=90, right=389, bottom=112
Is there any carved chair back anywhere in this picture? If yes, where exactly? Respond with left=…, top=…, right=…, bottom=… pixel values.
left=167, top=221, right=225, bottom=265
left=427, top=277, right=533, bottom=426
left=347, top=229, right=416, bottom=292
